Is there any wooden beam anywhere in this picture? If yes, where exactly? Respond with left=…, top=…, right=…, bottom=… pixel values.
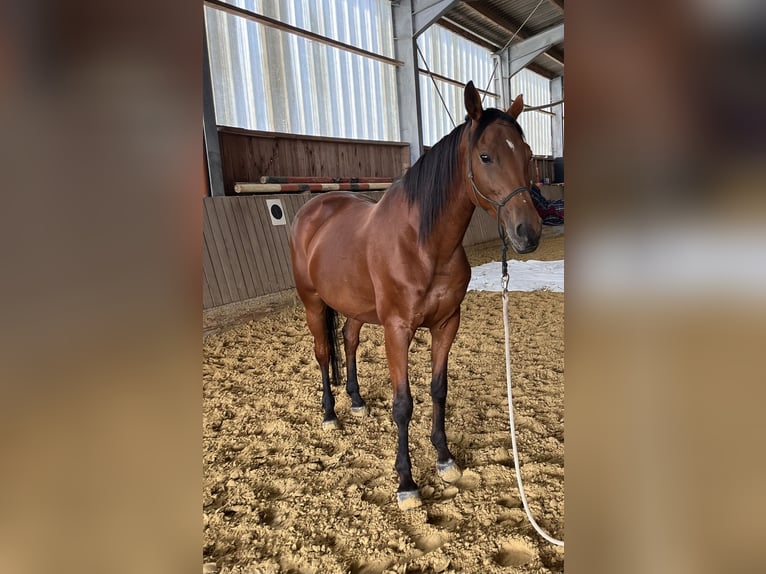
left=234, top=182, right=391, bottom=194
left=217, top=125, right=408, bottom=147
left=204, top=0, right=403, bottom=68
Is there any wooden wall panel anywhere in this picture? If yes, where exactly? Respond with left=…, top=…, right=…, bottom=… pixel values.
left=210, top=199, right=250, bottom=300
left=218, top=128, right=409, bottom=194
left=202, top=266, right=214, bottom=309
left=202, top=233, right=223, bottom=308
left=204, top=199, right=239, bottom=303
left=532, top=157, right=555, bottom=183
left=233, top=197, right=269, bottom=294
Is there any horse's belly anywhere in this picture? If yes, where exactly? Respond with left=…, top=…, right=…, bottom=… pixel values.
left=318, top=271, right=380, bottom=324
left=307, top=220, right=380, bottom=323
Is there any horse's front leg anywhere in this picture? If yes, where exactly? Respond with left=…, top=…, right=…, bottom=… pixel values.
left=383, top=321, right=419, bottom=510
left=430, top=310, right=462, bottom=483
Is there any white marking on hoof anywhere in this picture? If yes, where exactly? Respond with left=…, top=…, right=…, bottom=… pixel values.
left=350, top=405, right=369, bottom=417
left=322, top=419, right=340, bottom=431
left=397, top=490, right=422, bottom=510
left=437, top=459, right=463, bottom=483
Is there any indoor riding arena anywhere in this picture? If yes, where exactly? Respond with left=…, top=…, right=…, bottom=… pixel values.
left=203, top=2, right=565, bottom=573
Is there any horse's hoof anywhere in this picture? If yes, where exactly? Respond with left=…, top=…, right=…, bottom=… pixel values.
left=396, top=490, right=422, bottom=511
left=350, top=405, right=369, bottom=417
left=322, top=419, right=340, bottom=431
left=437, top=459, right=462, bottom=483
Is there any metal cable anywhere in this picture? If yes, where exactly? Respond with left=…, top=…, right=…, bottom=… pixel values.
left=417, top=43, right=456, bottom=128
left=482, top=0, right=547, bottom=104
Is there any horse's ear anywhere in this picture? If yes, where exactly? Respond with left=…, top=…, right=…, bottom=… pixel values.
left=464, top=81, right=483, bottom=121
left=508, top=94, right=524, bottom=119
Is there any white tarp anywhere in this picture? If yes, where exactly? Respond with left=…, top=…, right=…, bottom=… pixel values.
left=468, top=260, right=564, bottom=292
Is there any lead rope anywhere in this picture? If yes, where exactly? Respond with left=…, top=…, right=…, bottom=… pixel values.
left=501, top=259, right=565, bottom=547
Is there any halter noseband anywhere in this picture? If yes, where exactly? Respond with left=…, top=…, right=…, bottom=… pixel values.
left=467, top=148, right=531, bottom=275
left=466, top=133, right=531, bottom=229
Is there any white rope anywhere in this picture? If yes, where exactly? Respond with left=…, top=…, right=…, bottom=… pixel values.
left=502, top=281, right=564, bottom=546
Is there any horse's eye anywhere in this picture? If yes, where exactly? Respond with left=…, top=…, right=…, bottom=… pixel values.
left=479, top=153, right=492, bottom=164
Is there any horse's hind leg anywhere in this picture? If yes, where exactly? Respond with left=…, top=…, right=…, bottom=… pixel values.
left=430, top=310, right=462, bottom=483
left=343, top=318, right=368, bottom=416
left=304, top=299, right=339, bottom=430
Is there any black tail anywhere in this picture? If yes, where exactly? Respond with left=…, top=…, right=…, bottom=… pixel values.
left=324, top=306, right=343, bottom=387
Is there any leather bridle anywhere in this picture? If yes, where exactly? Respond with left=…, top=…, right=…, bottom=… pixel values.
left=467, top=144, right=531, bottom=273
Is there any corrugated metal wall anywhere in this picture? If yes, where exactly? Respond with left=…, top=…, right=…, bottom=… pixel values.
left=417, top=25, right=554, bottom=157
left=511, top=68, right=553, bottom=156
left=417, top=25, right=500, bottom=146
left=206, top=2, right=556, bottom=155
left=205, top=0, right=399, bottom=140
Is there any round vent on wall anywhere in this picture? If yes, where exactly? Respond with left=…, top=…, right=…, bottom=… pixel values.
left=265, top=199, right=286, bottom=226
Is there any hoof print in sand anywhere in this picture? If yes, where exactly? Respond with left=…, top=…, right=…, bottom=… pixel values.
left=493, top=538, right=536, bottom=567
left=454, top=469, right=481, bottom=491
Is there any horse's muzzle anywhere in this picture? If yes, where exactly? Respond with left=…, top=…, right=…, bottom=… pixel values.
left=508, top=222, right=541, bottom=254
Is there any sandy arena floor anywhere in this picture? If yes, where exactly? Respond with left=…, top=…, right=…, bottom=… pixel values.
left=203, top=233, right=564, bottom=574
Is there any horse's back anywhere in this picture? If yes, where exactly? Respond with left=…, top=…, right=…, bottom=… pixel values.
left=291, top=192, right=376, bottom=253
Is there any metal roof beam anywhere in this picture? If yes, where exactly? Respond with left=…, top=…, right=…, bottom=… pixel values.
left=462, top=1, right=565, bottom=68
left=547, top=0, right=565, bottom=13
left=508, top=23, right=564, bottom=76
left=412, top=0, right=460, bottom=37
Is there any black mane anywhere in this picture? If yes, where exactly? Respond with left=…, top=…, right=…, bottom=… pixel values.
left=401, top=108, right=524, bottom=242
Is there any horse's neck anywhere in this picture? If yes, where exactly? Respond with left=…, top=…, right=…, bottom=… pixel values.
left=423, top=172, right=476, bottom=259
left=426, top=133, right=478, bottom=256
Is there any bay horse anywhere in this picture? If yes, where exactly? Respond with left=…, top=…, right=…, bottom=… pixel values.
left=289, top=81, right=542, bottom=510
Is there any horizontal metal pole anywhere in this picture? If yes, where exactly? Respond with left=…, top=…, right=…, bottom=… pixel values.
left=204, top=0, right=403, bottom=67
left=524, top=99, right=564, bottom=112
left=417, top=68, right=500, bottom=99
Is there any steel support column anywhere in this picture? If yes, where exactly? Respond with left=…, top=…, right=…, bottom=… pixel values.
left=551, top=76, right=564, bottom=158
left=393, top=0, right=423, bottom=167
left=203, top=24, right=225, bottom=197
left=496, top=51, right=511, bottom=110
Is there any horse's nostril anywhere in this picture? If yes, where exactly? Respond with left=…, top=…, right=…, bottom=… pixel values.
left=516, top=223, right=525, bottom=237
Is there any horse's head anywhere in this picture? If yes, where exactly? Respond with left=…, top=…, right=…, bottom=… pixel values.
left=463, top=81, right=542, bottom=254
